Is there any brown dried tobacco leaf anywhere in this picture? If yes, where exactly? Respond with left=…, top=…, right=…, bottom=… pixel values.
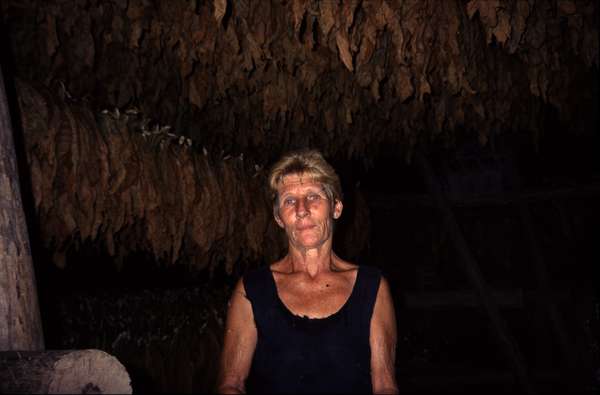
left=189, top=70, right=210, bottom=111
left=46, top=14, right=60, bottom=57
left=466, top=0, right=500, bottom=24
left=492, top=8, right=511, bottom=45
left=319, top=0, right=336, bottom=37
left=336, top=30, right=354, bottom=72
left=341, top=0, right=361, bottom=31
left=466, top=0, right=512, bottom=45
left=355, top=20, right=377, bottom=68
left=292, top=0, right=308, bottom=37
left=505, top=0, right=530, bottom=53
left=214, top=0, right=227, bottom=26
left=558, top=0, right=577, bottom=15
left=396, top=66, right=415, bottom=103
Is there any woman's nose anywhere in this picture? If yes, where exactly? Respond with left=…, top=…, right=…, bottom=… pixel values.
left=295, top=198, right=308, bottom=217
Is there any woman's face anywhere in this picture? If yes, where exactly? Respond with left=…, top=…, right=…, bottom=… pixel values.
left=275, top=173, right=342, bottom=251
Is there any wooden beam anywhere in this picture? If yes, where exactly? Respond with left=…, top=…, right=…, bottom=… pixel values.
left=404, top=289, right=524, bottom=309
left=518, top=202, right=582, bottom=391
left=415, top=151, right=535, bottom=394
left=403, top=289, right=574, bottom=309
left=0, top=65, right=44, bottom=350
left=366, top=184, right=600, bottom=210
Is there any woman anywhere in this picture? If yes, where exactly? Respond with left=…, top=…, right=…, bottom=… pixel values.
left=217, top=149, right=398, bottom=394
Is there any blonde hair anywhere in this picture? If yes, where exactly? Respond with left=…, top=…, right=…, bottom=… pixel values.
left=268, top=149, right=343, bottom=206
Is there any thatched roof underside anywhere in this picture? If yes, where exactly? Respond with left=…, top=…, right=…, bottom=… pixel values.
left=2, top=0, right=597, bottom=272
left=3, top=0, right=597, bottom=163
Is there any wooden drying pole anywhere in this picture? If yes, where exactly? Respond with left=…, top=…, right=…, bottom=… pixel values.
left=517, top=199, right=581, bottom=391
left=415, top=150, right=536, bottom=394
left=0, top=62, right=44, bottom=352
left=0, top=65, right=132, bottom=393
left=366, top=184, right=600, bottom=210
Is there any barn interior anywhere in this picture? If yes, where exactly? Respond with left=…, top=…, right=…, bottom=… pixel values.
left=1, top=0, right=599, bottom=393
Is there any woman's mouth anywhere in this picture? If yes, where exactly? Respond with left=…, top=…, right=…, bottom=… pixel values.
left=295, top=223, right=316, bottom=231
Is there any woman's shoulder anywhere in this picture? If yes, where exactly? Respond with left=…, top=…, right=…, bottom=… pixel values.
left=332, top=257, right=381, bottom=277
left=331, top=255, right=358, bottom=272
left=268, top=258, right=287, bottom=273
left=242, top=264, right=272, bottom=290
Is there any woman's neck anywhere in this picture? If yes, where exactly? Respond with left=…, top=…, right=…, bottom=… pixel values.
left=286, top=246, right=337, bottom=279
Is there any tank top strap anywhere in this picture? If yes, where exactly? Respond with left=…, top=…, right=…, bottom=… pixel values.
left=243, top=265, right=278, bottom=327
left=347, top=265, right=382, bottom=334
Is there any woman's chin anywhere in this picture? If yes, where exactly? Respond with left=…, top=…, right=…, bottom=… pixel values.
left=294, top=236, right=327, bottom=250
left=289, top=228, right=331, bottom=250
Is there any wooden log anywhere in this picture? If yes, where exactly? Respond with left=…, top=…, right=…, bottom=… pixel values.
left=0, top=65, right=44, bottom=350
left=404, top=289, right=524, bottom=309
left=404, top=289, right=572, bottom=309
left=0, top=349, right=132, bottom=394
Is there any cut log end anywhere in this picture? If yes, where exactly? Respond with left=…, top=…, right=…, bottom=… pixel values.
left=0, top=349, right=132, bottom=394
left=48, top=349, right=132, bottom=394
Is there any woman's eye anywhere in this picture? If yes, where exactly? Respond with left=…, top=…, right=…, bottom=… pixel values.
left=283, top=198, right=296, bottom=206
left=307, top=194, right=320, bottom=201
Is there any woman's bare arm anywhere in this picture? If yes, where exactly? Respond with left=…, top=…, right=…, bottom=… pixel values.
left=217, top=279, right=257, bottom=394
left=370, top=276, right=399, bottom=394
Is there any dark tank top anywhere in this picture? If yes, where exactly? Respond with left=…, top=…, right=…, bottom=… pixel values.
left=243, top=264, right=381, bottom=394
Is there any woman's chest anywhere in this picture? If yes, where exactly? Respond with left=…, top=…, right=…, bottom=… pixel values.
left=274, top=273, right=356, bottom=319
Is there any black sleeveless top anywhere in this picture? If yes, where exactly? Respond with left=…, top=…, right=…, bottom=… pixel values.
left=243, top=264, right=381, bottom=394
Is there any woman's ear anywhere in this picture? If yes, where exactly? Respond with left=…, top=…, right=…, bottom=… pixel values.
left=332, top=199, right=343, bottom=219
left=274, top=209, right=285, bottom=228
